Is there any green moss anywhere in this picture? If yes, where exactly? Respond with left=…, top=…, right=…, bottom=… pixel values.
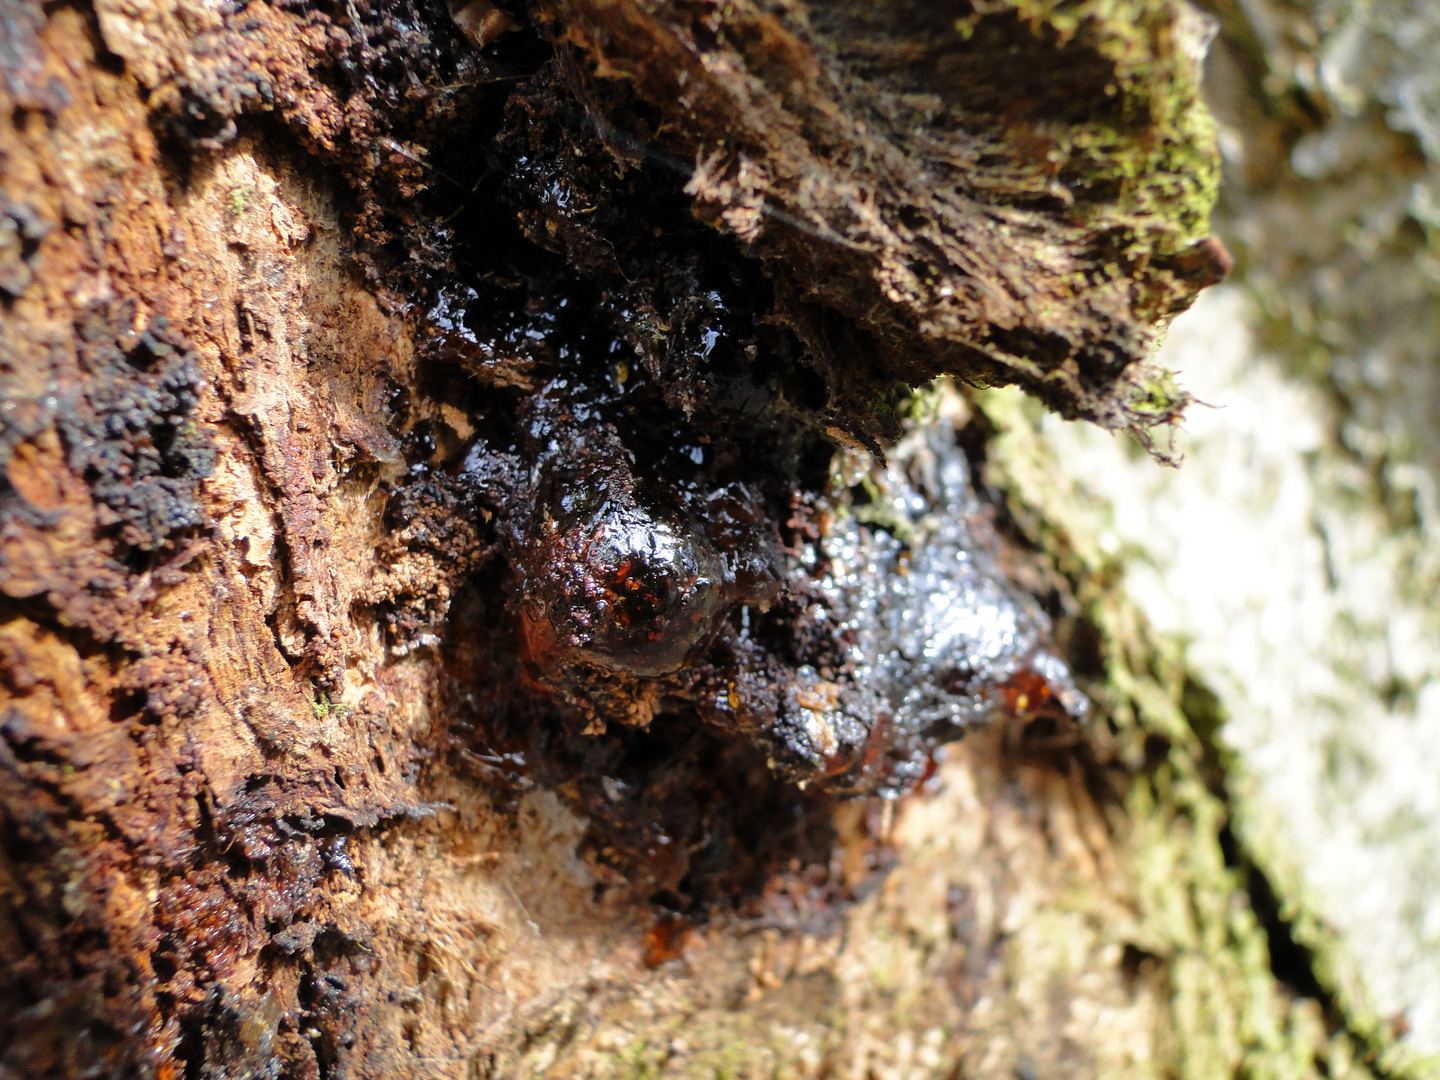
left=980, top=0, right=1222, bottom=257
left=227, top=184, right=254, bottom=215
left=309, top=689, right=349, bottom=719
left=940, top=0, right=1221, bottom=444
left=1127, top=369, right=1190, bottom=423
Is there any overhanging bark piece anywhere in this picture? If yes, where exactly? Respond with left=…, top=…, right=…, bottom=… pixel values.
left=539, top=0, right=1229, bottom=447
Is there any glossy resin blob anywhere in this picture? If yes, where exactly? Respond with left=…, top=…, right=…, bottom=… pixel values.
left=778, top=417, right=1087, bottom=796
left=432, top=257, right=1085, bottom=795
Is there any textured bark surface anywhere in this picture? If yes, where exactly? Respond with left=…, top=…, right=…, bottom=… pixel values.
left=0, top=0, right=1414, bottom=1078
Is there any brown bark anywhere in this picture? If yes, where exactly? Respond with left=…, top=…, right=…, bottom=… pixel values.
left=0, top=1, right=1386, bottom=1078
left=0, top=3, right=442, bottom=1072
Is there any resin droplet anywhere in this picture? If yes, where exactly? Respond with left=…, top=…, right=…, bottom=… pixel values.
left=519, top=487, right=726, bottom=679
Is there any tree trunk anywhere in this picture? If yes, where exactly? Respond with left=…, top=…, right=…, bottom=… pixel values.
left=0, top=0, right=1417, bottom=1077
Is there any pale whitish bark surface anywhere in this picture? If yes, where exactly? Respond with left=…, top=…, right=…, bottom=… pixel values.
left=1036, top=288, right=1440, bottom=1064
left=1028, top=0, right=1440, bottom=1062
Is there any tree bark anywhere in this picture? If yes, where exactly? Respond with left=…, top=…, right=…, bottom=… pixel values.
left=0, top=0, right=1414, bottom=1078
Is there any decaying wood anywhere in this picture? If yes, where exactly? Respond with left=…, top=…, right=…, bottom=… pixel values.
left=0, top=0, right=1398, bottom=1078
left=538, top=0, right=1230, bottom=447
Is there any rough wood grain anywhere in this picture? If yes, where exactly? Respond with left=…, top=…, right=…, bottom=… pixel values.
left=0, top=1, right=1396, bottom=1078
left=536, top=0, right=1229, bottom=448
